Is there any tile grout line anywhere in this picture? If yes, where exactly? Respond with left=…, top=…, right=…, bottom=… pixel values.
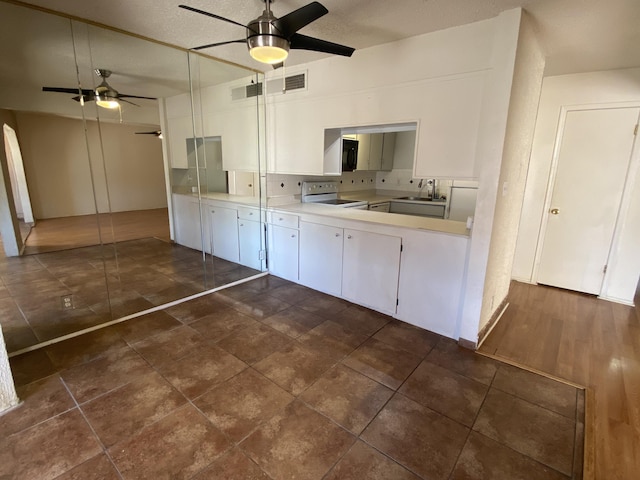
left=59, top=377, right=125, bottom=480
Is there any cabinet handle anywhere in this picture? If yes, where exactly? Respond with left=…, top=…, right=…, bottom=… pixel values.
left=335, top=233, right=340, bottom=237
left=240, top=223, right=244, bottom=227
left=249, top=212, right=253, bottom=215
left=291, top=234, right=296, bottom=238
left=347, top=235, right=352, bottom=239
left=279, top=217, right=283, bottom=221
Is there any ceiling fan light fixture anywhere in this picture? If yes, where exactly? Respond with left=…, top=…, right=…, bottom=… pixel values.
left=95, top=97, right=120, bottom=109
left=248, top=35, right=289, bottom=64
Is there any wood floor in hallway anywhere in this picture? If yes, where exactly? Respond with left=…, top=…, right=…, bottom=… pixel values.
left=23, top=208, right=170, bottom=254
left=479, top=281, right=640, bottom=480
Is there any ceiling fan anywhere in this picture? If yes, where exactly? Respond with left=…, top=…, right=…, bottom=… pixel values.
left=179, top=0, right=354, bottom=65
left=42, top=69, right=157, bottom=109
left=135, top=130, right=162, bottom=138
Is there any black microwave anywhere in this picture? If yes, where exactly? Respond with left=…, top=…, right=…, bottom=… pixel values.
left=342, top=138, right=358, bottom=172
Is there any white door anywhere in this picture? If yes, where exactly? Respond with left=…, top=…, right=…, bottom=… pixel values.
left=537, top=107, right=639, bottom=294
left=342, top=229, right=401, bottom=315
left=299, top=221, right=343, bottom=296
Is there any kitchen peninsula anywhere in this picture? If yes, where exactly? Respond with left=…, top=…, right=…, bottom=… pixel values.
left=172, top=190, right=470, bottom=339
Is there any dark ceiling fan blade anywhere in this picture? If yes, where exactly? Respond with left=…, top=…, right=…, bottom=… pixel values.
left=290, top=33, right=354, bottom=57
left=43, top=86, right=93, bottom=96
left=272, top=2, right=328, bottom=38
left=71, top=94, right=94, bottom=103
left=118, top=94, right=157, bottom=100
left=118, top=98, right=140, bottom=107
left=179, top=5, right=248, bottom=30
left=135, top=131, right=161, bottom=135
left=192, top=39, right=246, bottom=51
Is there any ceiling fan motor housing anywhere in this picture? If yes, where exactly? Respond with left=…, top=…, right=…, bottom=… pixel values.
left=246, top=11, right=290, bottom=62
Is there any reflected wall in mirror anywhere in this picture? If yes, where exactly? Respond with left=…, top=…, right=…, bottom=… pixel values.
left=0, top=1, right=266, bottom=354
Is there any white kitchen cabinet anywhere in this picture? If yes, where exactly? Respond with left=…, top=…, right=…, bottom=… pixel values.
left=395, top=230, right=468, bottom=338
left=238, top=219, right=262, bottom=270
left=342, top=229, right=401, bottom=315
left=172, top=194, right=206, bottom=252
left=210, top=205, right=239, bottom=263
left=166, top=115, right=194, bottom=169
left=380, top=132, right=396, bottom=171
left=221, top=105, right=261, bottom=172
left=356, top=133, right=371, bottom=170
left=237, top=206, right=264, bottom=270
left=267, top=224, right=299, bottom=281
left=299, top=221, right=343, bottom=296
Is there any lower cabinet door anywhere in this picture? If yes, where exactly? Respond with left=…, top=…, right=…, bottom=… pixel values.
left=210, top=206, right=239, bottom=263
left=342, top=229, right=401, bottom=315
left=299, top=221, right=343, bottom=296
left=268, top=224, right=299, bottom=281
left=238, top=219, right=262, bottom=270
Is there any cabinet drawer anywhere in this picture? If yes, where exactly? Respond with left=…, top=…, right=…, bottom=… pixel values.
left=237, top=206, right=260, bottom=221
left=267, top=211, right=299, bottom=229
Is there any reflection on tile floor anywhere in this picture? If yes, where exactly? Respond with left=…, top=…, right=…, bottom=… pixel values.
left=0, top=238, right=259, bottom=352
left=3, top=276, right=585, bottom=480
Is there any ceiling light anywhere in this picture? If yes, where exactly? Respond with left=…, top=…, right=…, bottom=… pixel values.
left=249, top=45, right=289, bottom=64
left=246, top=9, right=289, bottom=65
left=95, top=96, right=120, bottom=109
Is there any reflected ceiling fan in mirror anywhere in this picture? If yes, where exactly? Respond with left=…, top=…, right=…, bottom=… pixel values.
left=179, top=0, right=354, bottom=66
left=135, top=130, right=163, bottom=138
left=42, top=69, right=157, bottom=109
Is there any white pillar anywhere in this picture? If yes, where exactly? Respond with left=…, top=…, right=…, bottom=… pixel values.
left=0, top=325, right=19, bottom=414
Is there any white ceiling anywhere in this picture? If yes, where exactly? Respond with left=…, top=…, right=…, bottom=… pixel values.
left=15, top=0, right=640, bottom=75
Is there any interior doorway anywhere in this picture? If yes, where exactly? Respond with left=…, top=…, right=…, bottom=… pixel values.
left=536, top=106, right=640, bottom=294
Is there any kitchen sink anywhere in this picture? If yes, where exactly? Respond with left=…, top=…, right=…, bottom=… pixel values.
left=394, top=196, right=434, bottom=201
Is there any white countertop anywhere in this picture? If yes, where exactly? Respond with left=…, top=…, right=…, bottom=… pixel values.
left=271, top=202, right=470, bottom=237
left=174, top=192, right=262, bottom=206
left=174, top=191, right=469, bottom=237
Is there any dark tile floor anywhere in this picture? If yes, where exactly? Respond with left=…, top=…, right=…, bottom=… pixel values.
left=2, top=276, right=585, bottom=480
left=0, top=238, right=259, bottom=352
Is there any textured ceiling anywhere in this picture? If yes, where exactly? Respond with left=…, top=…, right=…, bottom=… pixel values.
left=14, top=0, right=640, bottom=75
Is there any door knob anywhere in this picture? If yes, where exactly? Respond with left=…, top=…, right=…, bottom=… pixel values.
left=550, top=208, right=560, bottom=215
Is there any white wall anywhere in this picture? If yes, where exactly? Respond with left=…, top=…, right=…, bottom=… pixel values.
left=16, top=112, right=167, bottom=219
left=478, top=12, right=545, bottom=334
left=512, top=68, right=640, bottom=305
left=264, top=17, right=497, bottom=177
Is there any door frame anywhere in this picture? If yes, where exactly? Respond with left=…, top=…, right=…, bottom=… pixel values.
left=532, top=102, right=640, bottom=299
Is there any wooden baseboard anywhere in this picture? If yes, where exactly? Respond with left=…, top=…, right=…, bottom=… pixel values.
left=457, top=337, right=477, bottom=350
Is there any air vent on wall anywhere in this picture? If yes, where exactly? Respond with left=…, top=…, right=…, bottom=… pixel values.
left=231, top=82, right=263, bottom=101
left=266, top=72, right=307, bottom=95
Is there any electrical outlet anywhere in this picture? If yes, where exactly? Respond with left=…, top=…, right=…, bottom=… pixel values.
left=61, top=294, right=74, bottom=310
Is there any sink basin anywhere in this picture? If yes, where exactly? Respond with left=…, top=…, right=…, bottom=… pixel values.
left=394, top=196, right=433, bottom=201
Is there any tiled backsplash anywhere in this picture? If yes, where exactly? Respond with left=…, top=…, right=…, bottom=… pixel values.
left=267, top=171, right=377, bottom=197
left=267, top=169, right=453, bottom=198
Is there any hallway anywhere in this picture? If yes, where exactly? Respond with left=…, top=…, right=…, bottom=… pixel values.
left=479, top=281, right=640, bottom=480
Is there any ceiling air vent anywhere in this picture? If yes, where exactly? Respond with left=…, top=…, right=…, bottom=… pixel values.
left=266, top=72, right=307, bottom=95
left=231, top=82, right=263, bottom=101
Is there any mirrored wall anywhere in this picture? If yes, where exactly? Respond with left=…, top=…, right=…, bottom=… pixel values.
left=0, top=1, right=266, bottom=354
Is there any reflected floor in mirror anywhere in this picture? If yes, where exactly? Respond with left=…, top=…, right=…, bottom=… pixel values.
left=0, top=237, right=259, bottom=353
left=22, top=208, right=171, bottom=255
left=5, top=276, right=585, bottom=480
